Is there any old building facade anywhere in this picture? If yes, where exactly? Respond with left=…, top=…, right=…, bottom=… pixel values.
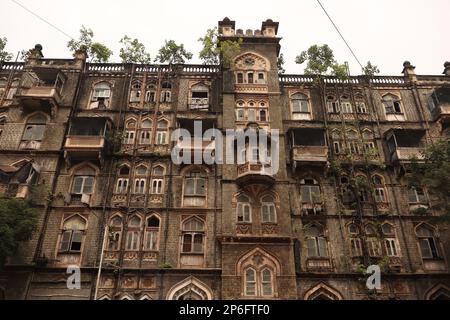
left=0, top=18, right=449, bottom=300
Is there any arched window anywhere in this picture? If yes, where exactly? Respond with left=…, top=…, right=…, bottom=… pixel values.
left=116, top=165, right=130, bottom=194
left=21, top=113, right=47, bottom=149
left=300, top=178, right=321, bottom=204
left=382, top=223, right=400, bottom=257
left=144, top=216, right=160, bottom=251
left=125, top=216, right=141, bottom=251
left=151, top=165, right=165, bottom=194
left=408, top=186, right=427, bottom=204
left=190, top=84, right=209, bottom=109
left=348, top=223, right=363, bottom=257
left=362, top=129, right=376, bottom=152
left=340, top=95, right=353, bottom=113
left=261, top=195, right=277, bottom=223
left=382, top=94, right=402, bottom=114
left=134, top=165, right=147, bottom=194
left=130, top=81, right=142, bottom=102
left=327, top=95, right=340, bottom=113
left=291, top=93, right=309, bottom=114
left=355, top=175, right=369, bottom=202
left=108, top=216, right=123, bottom=251
left=145, top=84, right=157, bottom=103
left=237, top=194, right=252, bottom=223
left=331, top=129, right=344, bottom=154
left=365, top=224, right=382, bottom=257
left=59, top=215, right=86, bottom=253
left=355, top=95, right=367, bottom=114
left=160, top=82, right=172, bottom=103
left=244, top=268, right=257, bottom=296
left=72, top=165, right=96, bottom=195
left=416, top=224, right=441, bottom=260
left=124, top=119, right=136, bottom=145
left=346, top=130, right=360, bottom=155
left=181, top=217, right=205, bottom=253
left=139, top=119, right=152, bottom=144
left=243, top=266, right=274, bottom=297
left=372, top=175, right=387, bottom=203
left=183, top=170, right=207, bottom=207
left=305, top=225, right=328, bottom=258
left=234, top=53, right=268, bottom=85
left=90, top=82, right=112, bottom=109
left=156, top=120, right=168, bottom=145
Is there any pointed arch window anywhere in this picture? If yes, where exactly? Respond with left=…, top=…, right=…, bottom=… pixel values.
left=116, top=166, right=130, bottom=194
left=182, top=217, right=205, bottom=254
left=291, top=93, right=310, bottom=114
left=261, top=195, right=277, bottom=223
left=130, top=81, right=142, bottom=102
left=72, top=165, right=95, bottom=195
left=126, top=216, right=142, bottom=251
left=124, top=119, right=136, bottom=145
left=383, top=94, right=402, bottom=114
left=382, top=223, right=400, bottom=257
left=348, top=223, right=363, bottom=257
left=59, top=215, right=86, bottom=253
left=183, top=170, right=207, bottom=207
left=91, top=82, right=111, bottom=109
left=340, top=95, right=353, bottom=113
left=139, top=119, right=152, bottom=144
left=306, top=225, right=328, bottom=258
left=145, top=84, right=157, bottom=103
left=372, top=175, right=387, bottom=203
left=156, top=120, right=168, bottom=145
left=160, top=82, right=172, bottom=103
left=416, top=225, right=441, bottom=259
left=408, top=186, right=427, bottom=204
left=237, top=194, right=252, bottom=223
left=190, top=83, right=209, bottom=109
left=244, top=267, right=274, bottom=297
left=21, top=113, right=47, bottom=146
left=144, top=216, right=160, bottom=251
left=108, top=216, right=123, bottom=251
left=151, top=165, right=165, bottom=194
left=365, top=224, right=382, bottom=257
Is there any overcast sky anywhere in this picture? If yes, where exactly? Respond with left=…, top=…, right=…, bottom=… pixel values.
left=0, top=0, right=449, bottom=75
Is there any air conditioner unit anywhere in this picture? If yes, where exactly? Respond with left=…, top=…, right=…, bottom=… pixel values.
left=81, top=194, right=91, bottom=205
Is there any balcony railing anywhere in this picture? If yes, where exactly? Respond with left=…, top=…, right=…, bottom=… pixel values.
left=392, top=147, right=425, bottom=162
left=189, top=98, right=209, bottom=110
left=65, top=136, right=105, bottom=149
left=292, top=146, right=328, bottom=163
left=236, top=162, right=275, bottom=186
left=176, top=138, right=215, bottom=152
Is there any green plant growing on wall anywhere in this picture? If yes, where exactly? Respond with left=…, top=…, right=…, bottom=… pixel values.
left=295, top=44, right=348, bottom=81
left=155, top=40, right=193, bottom=65
left=67, top=26, right=113, bottom=63
left=0, top=37, right=13, bottom=62
left=0, top=198, right=38, bottom=268
left=362, top=61, right=380, bottom=76
left=198, top=27, right=242, bottom=68
left=406, top=139, right=450, bottom=222
left=119, top=36, right=152, bottom=64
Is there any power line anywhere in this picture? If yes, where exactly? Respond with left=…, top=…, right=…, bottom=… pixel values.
left=9, top=0, right=74, bottom=40
left=316, top=0, right=364, bottom=71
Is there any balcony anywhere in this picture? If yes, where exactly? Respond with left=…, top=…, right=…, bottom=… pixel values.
left=64, top=118, right=111, bottom=165
left=386, top=129, right=426, bottom=164
left=290, top=129, right=328, bottom=168
left=236, top=162, right=275, bottom=186
left=391, top=147, right=425, bottom=163
left=430, top=87, right=450, bottom=122
left=189, top=98, right=209, bottom=111
left=16, top=69, right=66, bottom=116
left=292, top=146, right=328, bottom=164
